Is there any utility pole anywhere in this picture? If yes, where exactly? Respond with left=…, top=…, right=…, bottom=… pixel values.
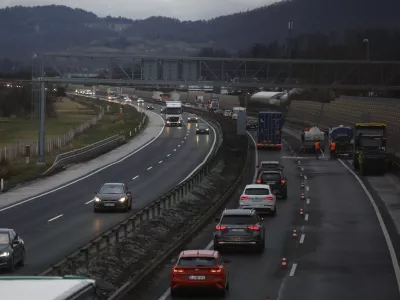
left=363, top=39, right=370, bottom=61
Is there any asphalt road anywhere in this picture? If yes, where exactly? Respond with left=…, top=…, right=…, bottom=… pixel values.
left=130, top=130, right=400, bottom=300
left=0, top=101, right=216, bottom=275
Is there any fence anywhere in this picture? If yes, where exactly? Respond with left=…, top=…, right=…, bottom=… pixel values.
left=40, top=113, right=224, bottom=276
left=0, top=106, right=104, bottom=163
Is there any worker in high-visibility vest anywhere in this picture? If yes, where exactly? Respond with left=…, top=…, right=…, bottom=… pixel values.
left=314, top=140, right=320, bottom=159
left=330, top=141, right=337, bottom=159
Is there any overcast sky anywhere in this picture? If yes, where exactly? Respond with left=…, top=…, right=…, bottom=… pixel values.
left=0, top=0, right=279, bottom=20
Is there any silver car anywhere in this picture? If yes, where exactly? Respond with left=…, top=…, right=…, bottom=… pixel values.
left=187, top=114, right=199, bottom=123
left=93, top=183, right=133, bottom=212
left=239, top=184, right=277, bottom=215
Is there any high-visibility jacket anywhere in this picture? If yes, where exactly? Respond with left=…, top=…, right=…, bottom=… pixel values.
left=314, top=141, right=320, bottom=149
left=330, top=142, right=336, bottom=150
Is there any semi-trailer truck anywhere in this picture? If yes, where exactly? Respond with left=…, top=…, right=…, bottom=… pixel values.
left=257, top=111, right=283, bottom=149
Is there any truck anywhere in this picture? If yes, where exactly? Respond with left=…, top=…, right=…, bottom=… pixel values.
left=328, top=125, right=353, bottom=156
left=208, top=100, right=219, bottom=111
left=300, top=127, right=326, bottom=152
left=152, top=91, right=163, bottom=101
left=232, top=107, right=246, bottom=120
left=257, top=111, right=283, bottom=149
left=171, top=91, right=180, bottom=101
left=165, top=101, right=183, bottom=126
left=352, top=123, right=387, bottom=175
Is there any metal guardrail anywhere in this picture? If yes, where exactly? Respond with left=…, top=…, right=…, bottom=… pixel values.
left=39, top=116, right=223, bottom=276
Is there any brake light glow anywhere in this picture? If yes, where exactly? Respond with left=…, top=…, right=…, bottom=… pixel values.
left=216, top=225, right=227, bottom=230
left=240, top=195, right=249, bottom=200
left=257, top=180, right=261, bottom=183
left=281, top=180, right=286, bottom=184
left=264, top=196, right=274, bottom=200
left=173, top=268, right=184, bottom=273
left=248, top=225, right=260, bottom=230
left=210, top=268, right=222, bottom=273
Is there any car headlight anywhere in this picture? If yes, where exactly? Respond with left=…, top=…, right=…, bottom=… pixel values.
left=167, top=121, right=170, bottom=123
left=196, top=117, right=198, bottom=120
left=206, top=128, right=209, bottom=131
left=94, top=197, right=101, bottom=202
left=119, top=197, right=127, bottom=202
left=0, top=252, right=10, bottom=257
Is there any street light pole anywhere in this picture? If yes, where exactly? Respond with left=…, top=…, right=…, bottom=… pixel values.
left=363, top=39, right=370, bottom=61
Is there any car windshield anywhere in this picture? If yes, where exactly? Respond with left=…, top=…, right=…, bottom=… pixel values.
left=261, top=173, right=281, bottom=181
left=261, top=163, right=279, bottom=169
left=178, top=257, right=216, bottom=267
left=244, top=188, right=270, bottom=195
left=221, top=215, right=255, bottom=225
left=198, top=125, right=208, bottom=129
left=99, top=185, right=124, bottom=194
left=0, top=233, right=9, bottom=245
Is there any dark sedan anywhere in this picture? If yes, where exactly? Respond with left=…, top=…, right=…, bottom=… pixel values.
left=196, top=124, right=210, bottom=134
left=93, top=183, right=133, bottom=212
left=0, top=228, right=25, bottom=272
left=246, top=120, right=258, bottom=130
left=147, top=105, right=155, bottom=110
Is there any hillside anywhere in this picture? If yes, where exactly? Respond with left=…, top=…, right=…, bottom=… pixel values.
left=0, top=0, right=399, bottom=60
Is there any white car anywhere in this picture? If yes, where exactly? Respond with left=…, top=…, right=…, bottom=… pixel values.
left=224, top=110, right=232, bottom=117
left=239, top=184, right=276, bottom=215
left=137, top=98, right=144, bottom=104
left=183, top=103, right=191, bottom=107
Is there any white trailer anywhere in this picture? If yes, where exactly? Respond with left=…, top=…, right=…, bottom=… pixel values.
left=300, top=127, right=326, bottom=152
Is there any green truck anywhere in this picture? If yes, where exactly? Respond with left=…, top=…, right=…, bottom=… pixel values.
left=352, top=123, right=387, bottom=175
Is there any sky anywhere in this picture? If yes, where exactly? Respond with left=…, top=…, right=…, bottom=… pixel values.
left=0, top=0, right=279, bottom=20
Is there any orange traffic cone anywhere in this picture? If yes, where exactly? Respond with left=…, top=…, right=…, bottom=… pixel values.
left=292, top=229, right=297, bottom=239
left=300, top=208, right=304, bottom=216
left=281, top=257, right=287, bottom=268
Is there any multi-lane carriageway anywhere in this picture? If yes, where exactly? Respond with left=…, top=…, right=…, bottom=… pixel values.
left=131, top=128, right=400, bottom=300
left=0, top=100, right=217, bottom=275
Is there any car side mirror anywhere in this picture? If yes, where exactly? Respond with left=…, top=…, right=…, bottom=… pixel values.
left=12, top=240, right=19, bottom=246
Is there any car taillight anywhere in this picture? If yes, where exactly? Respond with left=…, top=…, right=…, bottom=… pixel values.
left=264, top=196, right=274, bottom=200
left=281, top=180, right=286, bottom=184
left=248, top=225, right=260, bottom=231
left=240, top=195, right=249, bottom=200
left=210, top=268, right=222, bottom=273
left=257, top=180, right=261, bottom=183
left=173, top=268, right=184, bottom=273
left=216, top=225, right=227, bottom=230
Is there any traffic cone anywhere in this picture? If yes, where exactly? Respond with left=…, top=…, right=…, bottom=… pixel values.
left=292, top=229, right=297, bottom=239
left=301, top=193, right=305, bottom=200
left=300, top=208, right=304, bottom=216
left=281, top=257, right=287, bottom=268
left=300, top=171, right=304, bottom=177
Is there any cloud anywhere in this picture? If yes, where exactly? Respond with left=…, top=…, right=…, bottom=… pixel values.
left=0, top=0, right=279, bottom=20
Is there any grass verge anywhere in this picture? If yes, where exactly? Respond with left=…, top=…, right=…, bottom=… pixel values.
left=0, top=97, right=146, bottom=191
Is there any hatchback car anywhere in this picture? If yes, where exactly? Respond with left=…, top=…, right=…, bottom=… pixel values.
left=246, top=120, right=258, bottom=130
left=257, top=171, right=288, bottom=199
left=170, top=250, right=229, bottom=297
left=214, top=209, right=265, bottom=253
left=256, top=160, right=284, bottom=177
left=137, top=98, right=144, bottom=104
left=147, top=105, right=154, bottom=110
left=0, top=228, right=25, bottom=272
left=187, top=114, right=199, bottom=123
left=240, top=184, right=276, bottom=215
left=93, top=183, right=132, bottom=212
left=196, top=124, right=210, bottom=134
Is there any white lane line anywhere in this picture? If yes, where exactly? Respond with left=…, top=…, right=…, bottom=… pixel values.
left=300, top=234, right=305, bottom=244
left=301, top=167, right=304, bottom=171
left=306, top=198, right=310, bottom=204
left=173, top=149, right=176, bottom=151
left=85, top=199, right=94, bottom=204
left=246, top=131, right=259, bottom=183
left=305, top=214, right=309, bottom=221
left=181, top=141, right=184, bottom=143
left=338, top=159, right=400, bottom=292
left=159, top=160, right=163, bottom=164
left=289, top=263, right=298, bottom=276
left=132, top=175, right=139, bottom=180
left=0, top=110, right=166, bottom=213
left=167, top=154, right=171, bottom=157
left=178, top=145, right=181, bottom=147
left=184, top=137, right=187, bottom=139
left=47, top=214, right=63, bottom=222
left=157, top=240, right=213, bottom=300
left=306, top=186, right=310, bottom=192
left=177, top=118, right=217, bottom=185
left=147, top=167, right=152, bottom=170
left=304, top=175, right=307, bottom=180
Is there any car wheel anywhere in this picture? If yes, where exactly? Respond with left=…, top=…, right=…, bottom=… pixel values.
left=226, top=279, right=230, bottom=290
left=128, top=199, right=132, bottom=209
left=170, top=288, right=178, bottom=297
left=257, top=243, right=265, bottom=253
left=7, top=256, right=15, bottom=272
left=18, top=250, right=25, bottom=266
left=93, top=207, right=99, bottom=213
left=272, top=206, right=277, bottom=216
left=218, top=287, right=226, bottom=296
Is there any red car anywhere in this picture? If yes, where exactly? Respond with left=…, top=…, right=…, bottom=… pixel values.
left=170, top=250, right=230, bottom=297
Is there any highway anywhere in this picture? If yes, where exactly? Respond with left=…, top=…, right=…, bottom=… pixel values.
left=0, top=100, right=216, bottom=275
left=130, top=128, right=400, bottom=300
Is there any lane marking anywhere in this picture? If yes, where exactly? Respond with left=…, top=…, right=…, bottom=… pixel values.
left=338, top=158, right=400, bottom=292
left=289, top=263, right=297, bottom=276
left=301, top=167, right=304, bottom=171
left=173, top=149, right=176, bottom=151
left=181, top=141, right=184, bottom=143
left=167, top=154, right=171, bottom=157
left=246, top=131, right=259, bottom=183
left=0, top=109, right=166, bottom=212
left=147, top=167, right=152, bottom=171
left=132, top=175, right=139, bottom=180
left=305, top=214, right=309, bottom=221
left=159, top=160, right=163, bottom=164
left=178, top=145, right=181, bottom=147
left=48, top=214, right=63, bottom=222
left=306, top=186, right=310, bottom=192
left=304, top=175, right=307, bottom=180
left=184, top=137, right=187, bottom=140
left=85, top=199, right=94, bottom=204
left=306, top=198, right=310, bottom=204
left=157, top=240, right=213, bottom=300
left=300, top=234, right=305, bottom=244
left=178, top=118, right=217, bottom=185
